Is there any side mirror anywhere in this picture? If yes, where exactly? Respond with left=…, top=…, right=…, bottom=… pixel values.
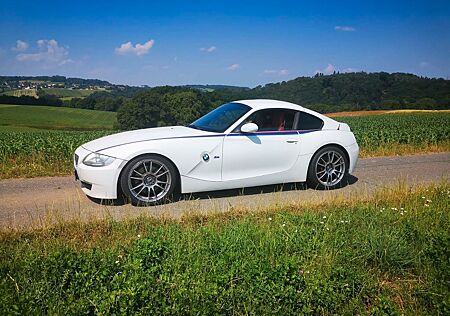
left=240, top=122, right=259, bottom=133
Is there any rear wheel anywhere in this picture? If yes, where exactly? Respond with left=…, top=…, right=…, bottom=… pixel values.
left=120, top=155, right=177, bottom=205
left=307, top=146, right=348, bottom=190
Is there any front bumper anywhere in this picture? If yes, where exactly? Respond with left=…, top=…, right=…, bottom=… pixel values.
left=74, top=146, right=126, bottom=199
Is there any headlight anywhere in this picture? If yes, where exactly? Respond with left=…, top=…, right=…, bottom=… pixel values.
left=82, top=152, right=115, bottom=167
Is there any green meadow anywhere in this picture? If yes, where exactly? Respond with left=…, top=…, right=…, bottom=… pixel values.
left=0, top=104, right=116, bottom=130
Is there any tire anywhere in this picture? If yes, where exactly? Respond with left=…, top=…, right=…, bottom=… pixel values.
left=120, top=154, right=178, bottom=205
left=307, top=146, right=348, bottom=190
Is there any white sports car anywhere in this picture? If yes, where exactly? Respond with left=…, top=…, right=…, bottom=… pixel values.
left=74, top=99, right=359, bottom=204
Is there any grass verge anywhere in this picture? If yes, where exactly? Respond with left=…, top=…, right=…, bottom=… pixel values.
left=359, top=142, right=450, bottom=158
left=1, top=183, right=448, bottom=314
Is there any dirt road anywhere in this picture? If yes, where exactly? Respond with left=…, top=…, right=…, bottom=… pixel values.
left=1, top=152, right=449, bottom=228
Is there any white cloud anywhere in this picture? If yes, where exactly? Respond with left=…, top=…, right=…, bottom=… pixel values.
left=12, top=40, right=28, bottom=52
left=263, top=69, right=289, bottom=76
left=315, top=63, right=336, bottom=75
left=342, top=67, right=359, bottom=73
left=227, top=63, right=240, bottom=71
left=419, top=61, right=429, bottom=68
left=16, top=39, right=72, bottom=66
left=115, top=39, right=155, bottom=56
left=334, top=26, right=356, bottom=32
left=200, top=46, right=216, bottom=53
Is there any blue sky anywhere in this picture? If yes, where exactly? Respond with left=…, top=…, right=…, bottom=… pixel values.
left=0, top=0, right=449, bottom=87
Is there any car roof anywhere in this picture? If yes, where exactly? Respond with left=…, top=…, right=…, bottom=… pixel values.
left=234, top=99, right=339, bottom=129
left=235, top=99, right=305, bottom=111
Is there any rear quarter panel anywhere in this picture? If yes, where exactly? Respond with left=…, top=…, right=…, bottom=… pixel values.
left=291, top=129, right=358, bottom=182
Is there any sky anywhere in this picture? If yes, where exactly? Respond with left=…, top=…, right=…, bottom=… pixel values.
left=0, top=0, right=449, bottom=87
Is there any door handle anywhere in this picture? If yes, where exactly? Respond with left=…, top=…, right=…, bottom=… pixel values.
left=286, top=139, right=298, bottom=143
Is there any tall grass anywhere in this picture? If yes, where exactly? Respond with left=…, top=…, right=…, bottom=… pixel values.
left=1, top=183, right=448, bottom=314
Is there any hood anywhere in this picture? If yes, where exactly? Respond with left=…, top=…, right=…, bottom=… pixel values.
left=82, top=126, right=212, bottom=152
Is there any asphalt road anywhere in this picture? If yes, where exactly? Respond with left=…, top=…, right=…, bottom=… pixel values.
left=1, top=152, right=449, bottom=229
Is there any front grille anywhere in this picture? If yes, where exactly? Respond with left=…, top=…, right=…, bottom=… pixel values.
left=74, top=154, right=79, bottom=165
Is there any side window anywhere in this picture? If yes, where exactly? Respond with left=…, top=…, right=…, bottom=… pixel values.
left=237, top=109, right=297, bottom=132
left=297, top=111, right=324, bottom=130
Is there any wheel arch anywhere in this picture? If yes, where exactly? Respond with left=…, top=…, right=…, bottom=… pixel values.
left=116, top=152, right=182, bottom=199
left=308, top=143, right=350, bottom=171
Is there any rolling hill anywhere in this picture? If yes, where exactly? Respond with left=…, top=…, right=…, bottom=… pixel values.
left=0, top=104, right=116, bottom=130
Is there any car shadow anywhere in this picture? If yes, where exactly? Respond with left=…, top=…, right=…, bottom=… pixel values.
left=87, top=174, right=358, bottom=206
left=183, top=174, right=359, bottom=200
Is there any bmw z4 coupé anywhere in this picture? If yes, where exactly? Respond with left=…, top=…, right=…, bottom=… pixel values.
left=74, top=99, right=359, bottom=204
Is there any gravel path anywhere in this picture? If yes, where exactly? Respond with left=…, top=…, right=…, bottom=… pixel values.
left=1, top=152, right=449, bottom=228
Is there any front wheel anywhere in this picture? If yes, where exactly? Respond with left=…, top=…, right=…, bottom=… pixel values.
left=307, top=146, right=348, bottom=190
left=120, top=155, right=178, bottom=205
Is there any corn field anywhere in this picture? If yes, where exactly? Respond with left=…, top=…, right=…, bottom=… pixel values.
left=336, top=113, right=450, bottom=150
left=0, top=112, right=449, bottom=178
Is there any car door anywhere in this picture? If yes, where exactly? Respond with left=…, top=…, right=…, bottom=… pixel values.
left=221, top=109, right=300, bottom=181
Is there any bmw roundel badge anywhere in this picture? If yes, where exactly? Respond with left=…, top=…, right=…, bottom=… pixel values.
left=202, top=153, right=210, bottom=162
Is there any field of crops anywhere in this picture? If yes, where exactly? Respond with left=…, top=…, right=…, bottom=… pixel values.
left=0, top=104, right=116, bottom=130
left=0, top=112, right=449, bottom=178
left=336, top=112, right=450, bottom=154
left=42, top=88, right=97, bottom=98
left=0, top=129, right=113, bottom=178
left=2, top=89, right=38, bottom=98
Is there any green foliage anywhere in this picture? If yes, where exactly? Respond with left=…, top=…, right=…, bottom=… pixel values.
left=0, top=129, right=111, bottom=159
left=117, top=73, right=450, bottom=129
left=244, top=72, right=450, bottom=112
left=0, top=185, right=448, bottom=314
left=0, top=94, right=63, bottom=107
left=118, top=89, right=205, bottom=129
left=336, top=112, right=450, bottom=150
left=0, top=129, right=112, bottom=178
left=0, top=104, right=117, bottom=130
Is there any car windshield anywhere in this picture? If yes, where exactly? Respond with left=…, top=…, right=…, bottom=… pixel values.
left=188, top=102, right=251, bottom=133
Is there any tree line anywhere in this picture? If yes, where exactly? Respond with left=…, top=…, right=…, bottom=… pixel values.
left=2, top=72, right=449, bottom=129
left=0, top=94, right=63, bottom=107
left=116, top=72, right=450, bottom=129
